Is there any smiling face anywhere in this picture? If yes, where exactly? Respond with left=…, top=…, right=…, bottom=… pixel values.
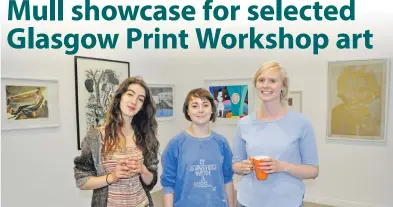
left=183, top=88, right=217, bottom=124
left=255, top=71, right=284, bottom=102
left=187, top=97, right=213, bottom=125
left=253, top=61, right=288, bottom=105
left=119, top=83, right=146, bottom=119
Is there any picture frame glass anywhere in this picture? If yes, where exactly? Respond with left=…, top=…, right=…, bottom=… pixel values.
left=287, top=91, right=302, bottom=113
left=2, top=77, right=60, bottom=130
left=75, top=56, right=130, bottom=149
left=204, top=78, right=255, bottom=124
left=327, top=59, right=389, bottom=141
left=149, top=85, right=175, bottom=121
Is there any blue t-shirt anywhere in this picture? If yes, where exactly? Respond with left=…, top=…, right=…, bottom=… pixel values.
left=160, top=130, right=234, bottom=207
left=232, top=110, right=319, bottom=207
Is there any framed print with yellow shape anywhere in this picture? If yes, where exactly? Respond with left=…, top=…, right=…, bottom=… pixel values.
left=327, top=58, right=390, bottom=142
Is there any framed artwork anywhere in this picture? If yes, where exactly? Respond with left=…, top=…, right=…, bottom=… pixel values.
left=287, top=90, right=302, bottom=113
left=204, top=78, right=254, bottom=124
left=1, top=77, right=60, bottom=130
left=326, top=58, right=390, bottom=142
left=74, top=56, right=130, bottom=150
left=149, top=84, right=175, bottom=121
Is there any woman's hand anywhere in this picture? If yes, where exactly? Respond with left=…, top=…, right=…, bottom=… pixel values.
left=108, top=159, right=131, bottom=183
left=239, top=159, right=254, bottom=175
left=257, top=157, right=286, bottom=174
left=127, top=156, right=148, bottom=175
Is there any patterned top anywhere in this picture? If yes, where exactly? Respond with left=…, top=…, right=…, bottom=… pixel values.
left=73, top=128, right=159, bottom=207
left=103, top=145, right=149, bottom=207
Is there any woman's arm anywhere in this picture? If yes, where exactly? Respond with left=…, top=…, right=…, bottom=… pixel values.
left=259, top=159, right=319, bottom=179
left=139, top=155, right=159, bottom=190
left=78, top=172, right=117, bottom=190
left=232, top=123, right=254, bottom=175
left=140, top=166, right=154, bottom=186
left=232, top=161, right=253, bottom=175
left=74, top=129, right=130, bottom=190
left=225, top=182, right=235, bottom=207
left=74, top=130, right=109, bottom=190
left=221, top=138, right=235, bottom=207
left=259, top=118, right=319, bottom=179
left=281, top=162, right=319, bottom=179
left=75, top=136, right=133, bottom=189
left=161, top=139, right=178, bottom=207
left=293, top=118, right=319, bottom=179
left=163, top=194, right=174, bottom=207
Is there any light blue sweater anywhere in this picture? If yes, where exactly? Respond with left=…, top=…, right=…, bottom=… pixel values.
left=233, top=110, right=319, bottom=207
left=161, top=131, right=234, bottom=207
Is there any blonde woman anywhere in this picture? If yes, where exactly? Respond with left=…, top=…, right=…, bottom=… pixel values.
left=232, top=62, right=319, bottom=207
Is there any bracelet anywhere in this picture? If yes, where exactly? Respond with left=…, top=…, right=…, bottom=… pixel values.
left=284, top=164, right=291, bottom=173
left=106, top=173, right=112, bottom=185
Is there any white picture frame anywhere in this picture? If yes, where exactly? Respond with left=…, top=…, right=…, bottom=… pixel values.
left=148, top=84, right=175, bottom=121
left=204, top=78, right=255, bottom=125
left=326, top=58, right=390, bottom=142
left=1, top=76, right=60, bottom=131
left=287, top=90, right=302, bottom=113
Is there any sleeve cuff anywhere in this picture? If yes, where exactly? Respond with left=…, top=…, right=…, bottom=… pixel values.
left=163, top=186, right=175, bottom=194
left=75, top=175, right=91, bottom=188
left=224, top=177, right=233, bottom=184
left=232, top=158, right=244, bottom=163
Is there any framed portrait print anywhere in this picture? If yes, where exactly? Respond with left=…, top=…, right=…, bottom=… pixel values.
left=204, top=78, right=255, bottom=125
left=74, top=56, right=130, bottom=150
left=1, top=77, right=60, bottom=130
left=149, top=84, right=175, bottom=121
left=326, top=58, right=390, bottom=142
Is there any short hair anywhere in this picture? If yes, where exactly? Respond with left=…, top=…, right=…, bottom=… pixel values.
left=182, top=88, right=217, bottom=122
left=253, top=61, right=289, bottom=104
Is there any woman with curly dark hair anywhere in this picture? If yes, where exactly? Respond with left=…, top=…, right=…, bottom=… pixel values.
left=74, top=77, right=160, bottom=207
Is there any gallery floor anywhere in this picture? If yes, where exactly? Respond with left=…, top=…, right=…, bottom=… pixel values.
left=151, top=190, right=335, bottom=207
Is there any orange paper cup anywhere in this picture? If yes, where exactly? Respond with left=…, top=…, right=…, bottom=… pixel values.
left=251, top=156, right=270, bottom=180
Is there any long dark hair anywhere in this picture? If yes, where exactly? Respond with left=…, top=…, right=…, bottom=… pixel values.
left=102, top=77, right=159, bottom=164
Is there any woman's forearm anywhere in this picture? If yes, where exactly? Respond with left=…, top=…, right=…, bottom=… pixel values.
left=225, top=182, right=235, bottom=207
left=80, top=173, right=114, bottom=190
left=140, top=166, right=154, bottom=185
left=232, top=162, right=244, bottom=175
left=163, top=193, right=174, bottom=207
left=281, top=162, right=319, bottom=179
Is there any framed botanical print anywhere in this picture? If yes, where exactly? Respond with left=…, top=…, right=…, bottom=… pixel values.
left=74, top=56, right=130, bottom=150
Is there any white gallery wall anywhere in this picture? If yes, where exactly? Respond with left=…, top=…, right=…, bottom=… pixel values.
left=1, top=0, right=393, bottom=207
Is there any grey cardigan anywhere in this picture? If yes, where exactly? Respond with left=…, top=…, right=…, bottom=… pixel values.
left=73, top=128, right=159, bottom=207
